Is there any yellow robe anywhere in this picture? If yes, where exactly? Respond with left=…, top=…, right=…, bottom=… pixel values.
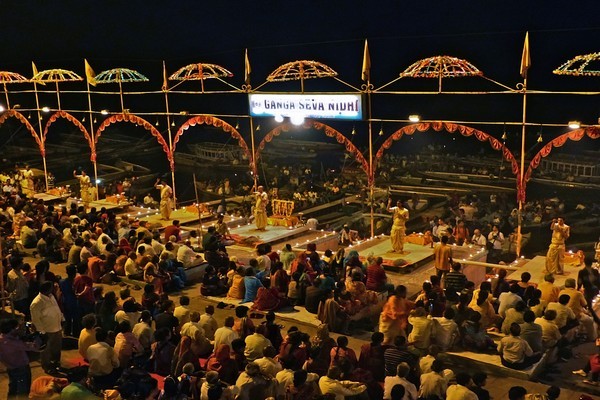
left=390, top=206, right=409, bottom=252
left=159, top=184, right=173, bottom=220
left=254, top=192, right=268, bottom=230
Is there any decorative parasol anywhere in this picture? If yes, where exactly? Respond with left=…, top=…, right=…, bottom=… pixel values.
left=31, top=68, right=83, bottom=110
left=0, top=71, right=28, bottom=109
left=400, top=55, right=483, bottom=92
left=94, top=68, right=149, bottom=112
left=553, top=52, right=600, bottom=76
left=267, top=60, right=338, bottom=92
left=169, top=63, right=233, bottom=92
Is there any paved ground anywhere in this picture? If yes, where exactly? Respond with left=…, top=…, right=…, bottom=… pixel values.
left=1, top=255, right=599, bottom=399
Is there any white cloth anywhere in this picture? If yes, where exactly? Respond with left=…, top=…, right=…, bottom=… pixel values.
left=177, top=245, right=203, bottom=268
left=497, top=292, right=522, bottom=318
left=87, top=342, right=119, bottom=376
left=433, top=317, right=458, bottom=351
left=244, top=333, right=272, bottom=361
left=419, top=371, right=448, bottom=399
left=30, top=293, right=63, bottom=334
left=383, top=376, right=418, bottom=400
left=199, top=313, right=218, bottom=341
left=318, top=376, right=366, bottom=400
left=214, top=326, right=239, bottom=349
left=446, top=384, right=478, bottom=400
left=254, top=356, right=282, bottom=378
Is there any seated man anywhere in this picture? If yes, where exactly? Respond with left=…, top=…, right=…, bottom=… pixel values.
left=559, top=278, right=596, bottom=341
left=498, top=323, right=542, bottom=370
left=177, top=240, right=204, bottom=269
left=86, top=329, right=120, bottom=389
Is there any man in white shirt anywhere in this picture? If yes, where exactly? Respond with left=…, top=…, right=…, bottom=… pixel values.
left=546, top=294, right=576, bottom=332
left=419, top=360, right=449, bottom=399
left=470, top=229, right=487, bottom=247
left=173, top=296, right=191, bottom=327
left=199, top=305, right=218, bottom=341
left=254, top=346, right=282, bottom=378
left=446, top=372, right=478, bottom=400
left=244, top=325, right=272, bottom=362
left=384, top=362, right=418, bottom=400
left=30, top=281, right=64, bottom=373
left=87, top=329, right=120, bottom=387
left=497, top=323, right=540, bottom=369
left=177, top=240, right=204, bottom=268
left=497, top=284, right=522, bottom=318
left=214, top=316, right=239, bottom=349
left=319, top=366, right=367, bottom=400
left=433, top=308, right=459, bottom=351
left=534, top=310, right=562, bottom=349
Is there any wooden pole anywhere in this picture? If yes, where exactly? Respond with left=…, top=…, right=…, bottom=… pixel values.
left=163, top=83, right=177, bottom=207
left=516, top=76, right=527, bottom=257
left=249, top=116, right=258, bottom=190
left=86, top=79, right=99, bottom=201
left=55, top=82, right=61, bottom=110
left=193, top=173, right=204, bottom=239
left=3, top=83, right=9, bottom=109
left=33, top=80, right=49, bottom=192
left=368, top=84, right=374, bottom=238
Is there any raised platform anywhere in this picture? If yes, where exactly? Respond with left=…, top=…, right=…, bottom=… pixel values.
left=33, top=191, right=70, bottom=203
left=347, top=236, right=435, bottom=271
left=138, top=208, right=212, bottom=229
left=506, top=255, right=583, bottom=287
left=444, top=345, right=549, bottom=381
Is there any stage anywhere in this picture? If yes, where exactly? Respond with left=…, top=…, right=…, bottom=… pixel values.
left=348, top=235, right=435, bottom=270
left=506, top=254, right=583, bottom=287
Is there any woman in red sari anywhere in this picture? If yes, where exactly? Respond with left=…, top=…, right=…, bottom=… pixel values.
left=270, top=261, right=289, bottom=296
left=378, top=285, right=414, bottom=344
left=206, top=344, right=239, bottom=385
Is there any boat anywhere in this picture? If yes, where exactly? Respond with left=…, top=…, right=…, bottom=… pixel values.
left=187, top=142, right=248, bottom=164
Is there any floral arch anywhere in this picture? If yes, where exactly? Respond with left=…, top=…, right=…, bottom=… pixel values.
left=172, top=115, right=252, bottom=170
left=0, top=110, right=44, bottom=156
left=255, top=120, right=370, bottom=182
left=43, top=111, right=94, bottom=160
left=375, top=121, right=521, bottom=197
left=524, top=126, right=600, bottom=200
left=95, top=114, right=172, bottom=168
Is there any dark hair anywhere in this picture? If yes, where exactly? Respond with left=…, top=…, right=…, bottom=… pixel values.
left=509, top=323, right=521, bottom=336
left=508, top=386, right=527, bottom=400
left=521, top=272, right=531, bottom=282
left=523, top=310, right=535, bottom=323
left=558, top=294, right=570, bottom=305
left=180, top=295, right=190, bottom=306
left=0, top=319, right=19, bottom=334
left=431, top=359, right=444, bottom=373
left=235, top=305, right=249, bottom=318
left=455, top=372, right=471, bottom=386
left=472, top=372, right=487, bottom=386
left=371, top=332, right=384, bottom=344
left=390, top=385, right=406, bottom=400
left=293, top=369, right=308, bottom=387
left=82, top=314, right=97, bottom=329
left=336, top=335, right=349, bottom=348
left=96, top=328, right=108, bottom=342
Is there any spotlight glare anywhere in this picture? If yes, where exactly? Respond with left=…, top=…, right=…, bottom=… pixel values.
left=0, top=105, right=4, bottom=112
left=274, top=115, right=284, bottom=123
left=290, top=114, right=304, bottom=126
left=408, top=114, right=420, bottom=122
left=100, top=109, right=109, bottom=115
left=42, top=106, right=50, bottom=112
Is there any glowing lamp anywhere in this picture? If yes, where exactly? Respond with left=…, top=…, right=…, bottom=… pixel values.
left=42, top=106, right=50, bottom=112
left=568, top=120, right=581, bottom=129
left=290, top=114, right=304, bottom=126
left=409, top=114, right=420, bottom=122
left=100, top=109, right=109, bottom=115
left=274, top=114, right=284, bottom=123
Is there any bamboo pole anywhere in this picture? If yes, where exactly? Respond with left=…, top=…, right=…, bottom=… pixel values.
left=516, top=76, right=527, bottom=257
left=86, top=79, right=99, bottom=201
left=3, top=83, right=9, bottom=109
left=55, top=82, right=61, bottom=110
left=368, top=86, right=374, bottom=238
left=193, top=173, right=204, bottom=239
left=32, top=80, right=49, bottom=192
left=249, top=116, right=258, bottom=190
left=162, top=62, right=177, bottom=207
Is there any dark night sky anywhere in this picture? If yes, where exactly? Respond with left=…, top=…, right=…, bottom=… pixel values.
left=1, top=1, right=599, bottom=151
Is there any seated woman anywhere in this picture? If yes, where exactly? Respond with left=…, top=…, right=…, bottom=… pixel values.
left=290, top=253, right=316, bottom=281
left=206, top=344, right=239, bottom=385
left=114, top=320, right=144, bottom=368
left=318, top=290, right=350, bottom=334
left=200, top=265, right=228, bottom=296
left=343, top=250, right=363, bottom=279
left=345, top=272, right=379, bottom=308
left=461, top=311, right=496, bottom=351
left=470, top=289, right=500, bottom=330
left=253, top=285, right=289, bottom=312
left=144, top=256, right=166, bottom=294
left=330, top=335, right=357, bottom=368
left=227, top=266, right=246, bottom=299
left=270, top=261, right=289, bottom=296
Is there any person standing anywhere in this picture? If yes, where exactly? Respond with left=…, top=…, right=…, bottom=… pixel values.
left=154, top=178, right=173, bottom=221
left=0, top=319, right=40, bottom=396
left=387, top=199, right=409, bottom=253
left=73, top=169, right=92, bottom=207
left=545, top=217, right=570, bottom=275
left=486, top=225, right=504, bottom=264
left=254, top=185, right=268, bottom=231
left=434, top=235, right=452, bottom=279
left=30, top=281, right=64, bottom=374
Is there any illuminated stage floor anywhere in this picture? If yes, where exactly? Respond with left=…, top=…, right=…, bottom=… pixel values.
left=348, top=235, right=435, bottom=269
left=506, top=254, right=583, bottom=287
